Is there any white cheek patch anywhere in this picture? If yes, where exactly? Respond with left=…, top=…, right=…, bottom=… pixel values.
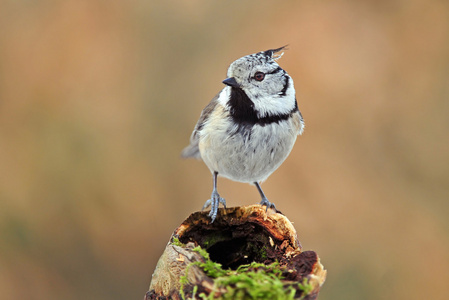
left=248, top=79, right=297, bottom=118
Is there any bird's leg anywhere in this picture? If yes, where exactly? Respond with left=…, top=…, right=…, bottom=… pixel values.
left=254, top=182, right=277, bottom=212
left=202, top=171, right=226, bottom=222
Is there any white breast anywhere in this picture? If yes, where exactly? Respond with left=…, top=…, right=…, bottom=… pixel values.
left=198, top=110, right=300, bottom=183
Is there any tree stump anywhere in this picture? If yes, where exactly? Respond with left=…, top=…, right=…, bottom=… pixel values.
left=145, top=205, right=326, bottom=300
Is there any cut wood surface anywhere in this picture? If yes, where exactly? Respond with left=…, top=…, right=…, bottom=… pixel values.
left=145, top=205, right=326, bottom=300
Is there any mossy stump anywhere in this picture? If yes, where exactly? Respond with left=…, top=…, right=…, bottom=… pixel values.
left=145, top=205, right=326, bottom=300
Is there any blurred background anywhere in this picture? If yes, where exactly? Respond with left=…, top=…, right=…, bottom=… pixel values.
left=1, top=0, right=448, bottom=299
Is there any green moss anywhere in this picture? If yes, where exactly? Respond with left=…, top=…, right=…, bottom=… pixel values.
left=172, top=237, right=185, bottom=247
left=180, top=245, right=311, bottom=300
left=201, top=234, right=219, bottom=249
left=213, top=262, right=295, bottom=300
left=179, top=271, right=190, bottom=300
left=255, top=244, right=268, bottom=261
left=297, top=279, right=314, bottom=300
left=192, top=245, right=228, bottom=278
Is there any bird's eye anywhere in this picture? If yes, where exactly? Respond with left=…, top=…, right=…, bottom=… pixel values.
left=254, top=72, right=265, bottom=81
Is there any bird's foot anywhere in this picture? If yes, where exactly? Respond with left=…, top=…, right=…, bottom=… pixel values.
left=259, top=197, right=277, bottom=212
left=202, top=191, right=226, bottom=223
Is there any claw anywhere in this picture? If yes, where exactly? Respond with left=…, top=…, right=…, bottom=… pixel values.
left=202, top=199, right=212, bottom=211
left=203, top=190, right=226, bottom=223
left=220, top=197, right=226, bottom=209
left=260, top=197, right=277, bottom=212
left=254, top=182, right=277, bottom=213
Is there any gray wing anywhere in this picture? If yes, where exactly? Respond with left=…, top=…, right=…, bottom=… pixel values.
left=181, top=93, right=220, bottom=159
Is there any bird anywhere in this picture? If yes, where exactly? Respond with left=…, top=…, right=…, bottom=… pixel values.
left=181, top=46, right=304, bottom=222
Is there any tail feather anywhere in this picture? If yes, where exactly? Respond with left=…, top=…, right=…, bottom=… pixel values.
left=181, top=143, right=202, bottom=160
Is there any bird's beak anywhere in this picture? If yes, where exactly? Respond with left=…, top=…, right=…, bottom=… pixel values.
left=222, top=77, right=240, bottom=88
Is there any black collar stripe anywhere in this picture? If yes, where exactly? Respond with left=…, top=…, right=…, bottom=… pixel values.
left=228, top=87, right=298, bottom=127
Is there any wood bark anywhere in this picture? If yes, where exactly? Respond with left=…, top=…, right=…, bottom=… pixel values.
left=145, top=205, right=326, bottom=299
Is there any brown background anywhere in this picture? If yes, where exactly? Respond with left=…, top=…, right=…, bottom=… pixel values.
left=1, top=1, right=448, bottom=299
